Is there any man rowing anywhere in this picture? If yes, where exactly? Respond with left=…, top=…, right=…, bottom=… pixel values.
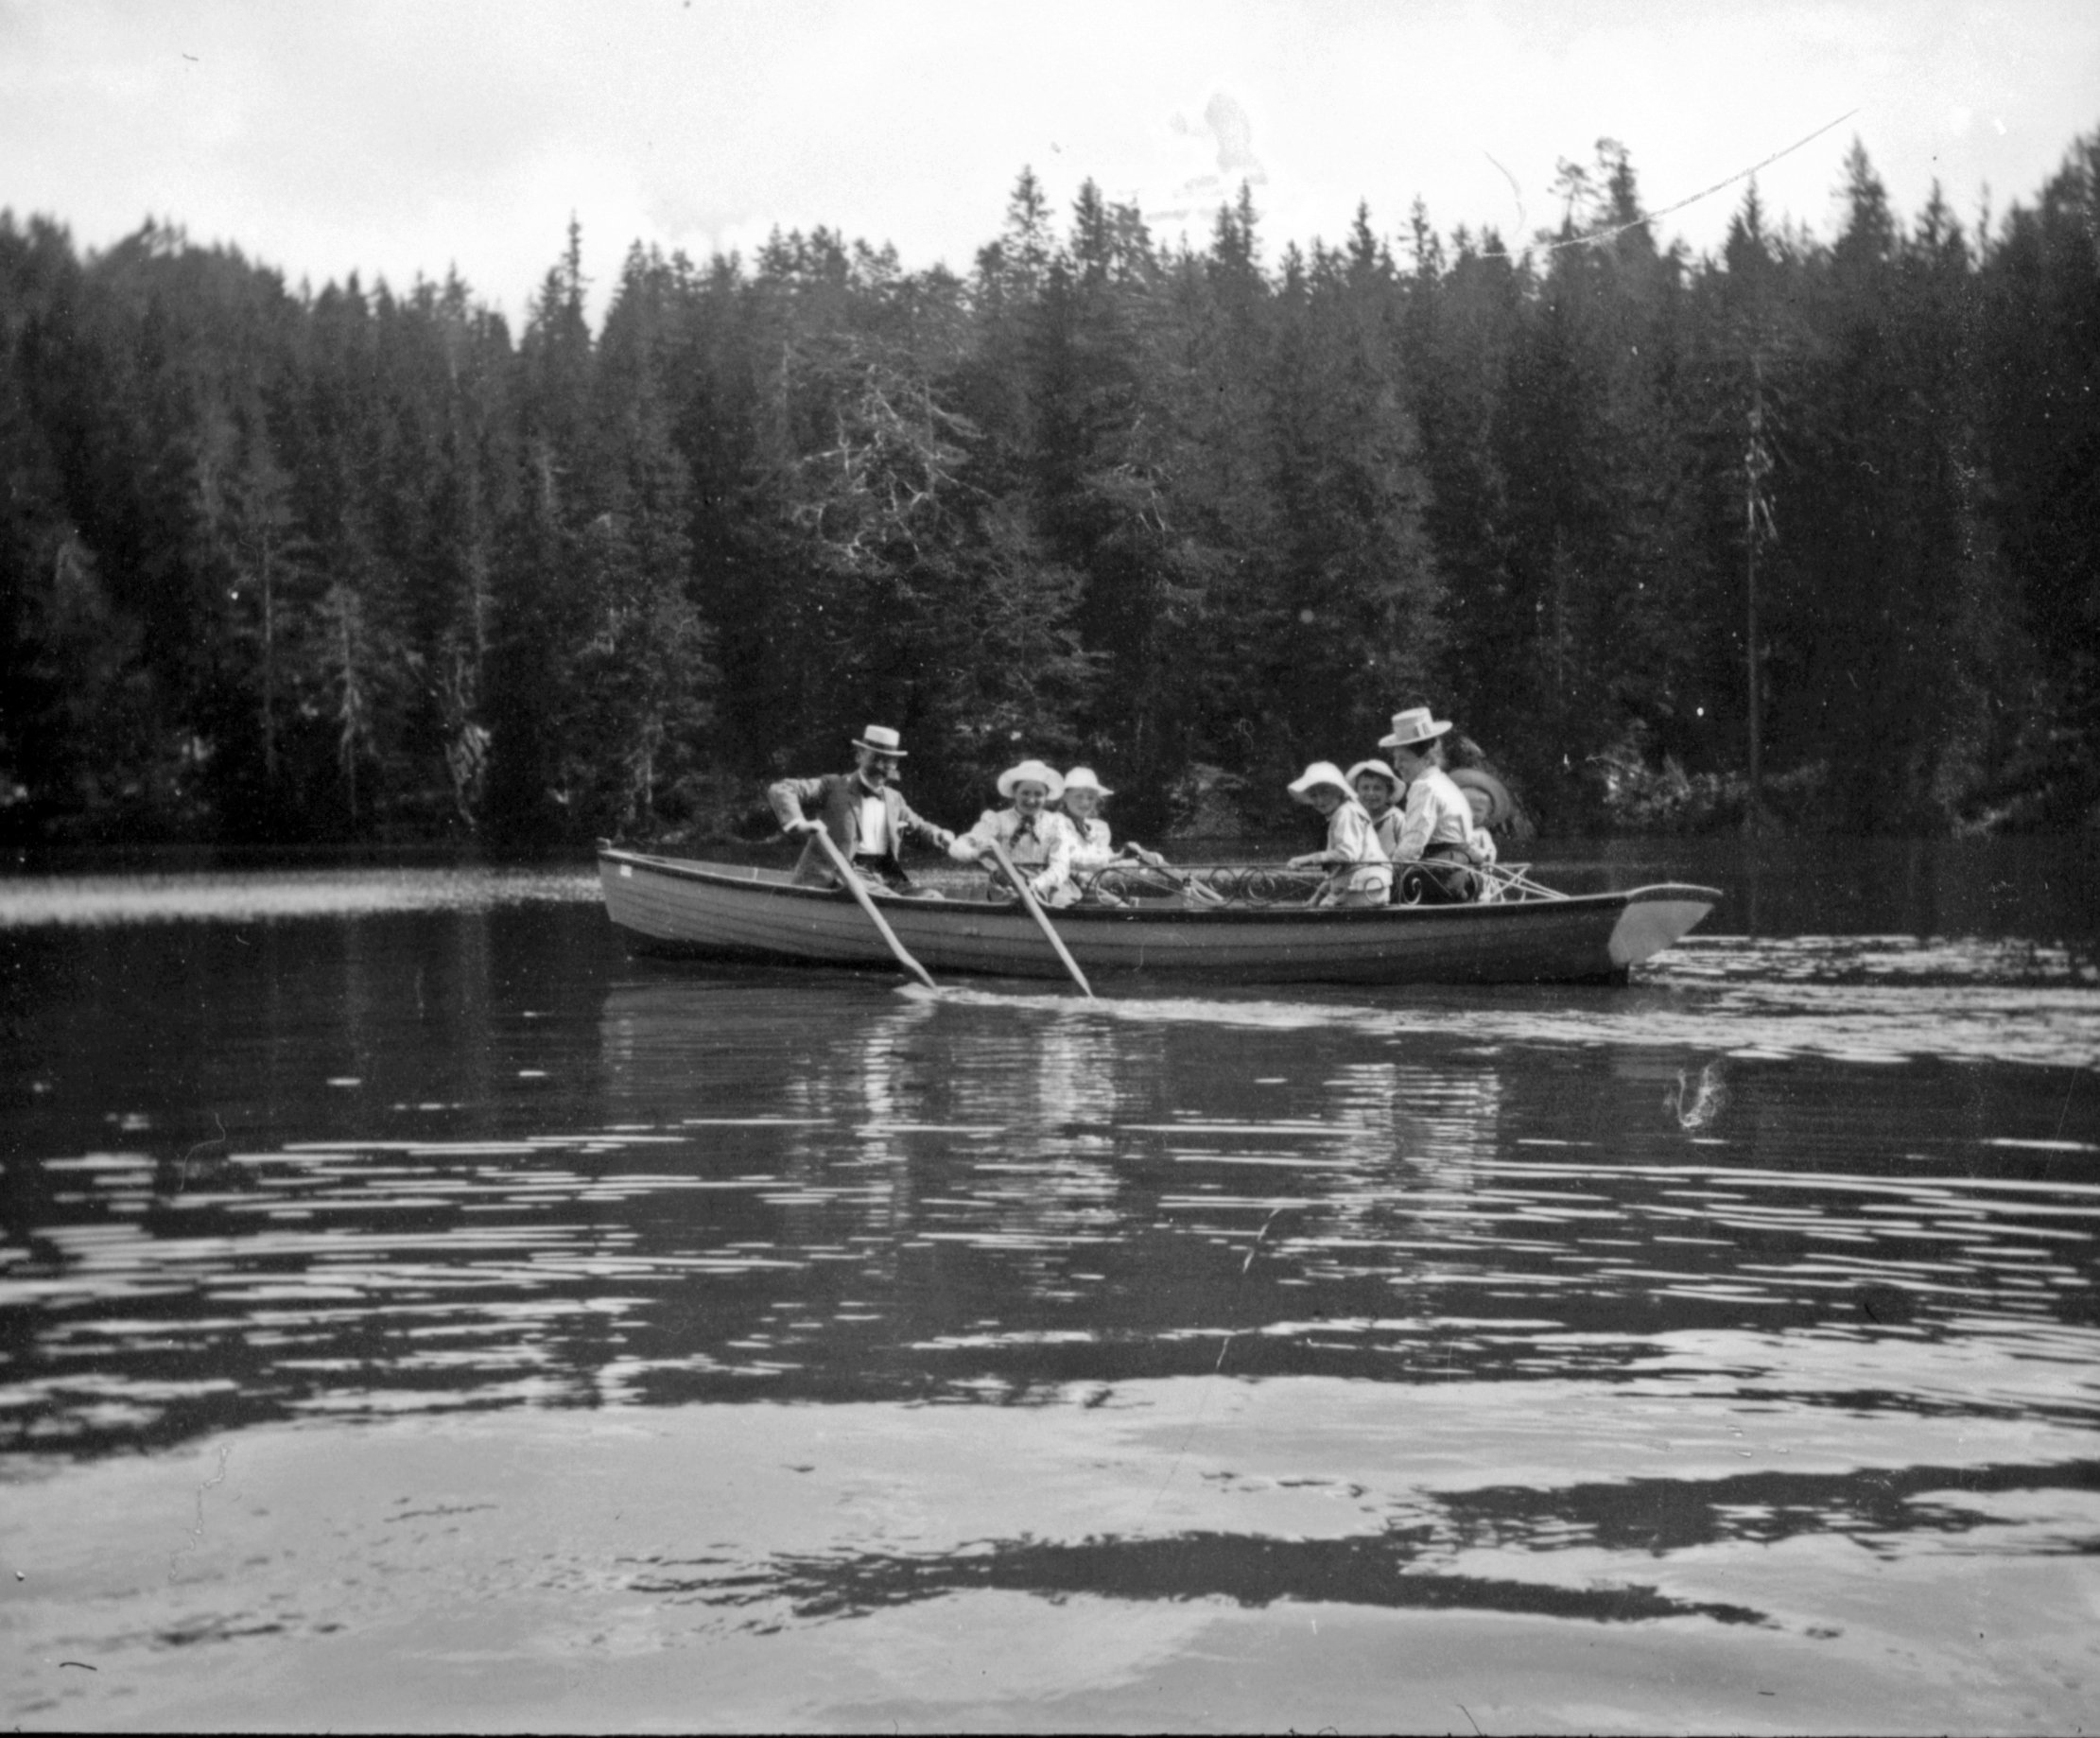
left=768, top=724, right=959, bottom=897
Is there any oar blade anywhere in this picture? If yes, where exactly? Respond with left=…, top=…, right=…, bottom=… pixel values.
left=809, top=828, right=939, bottom=990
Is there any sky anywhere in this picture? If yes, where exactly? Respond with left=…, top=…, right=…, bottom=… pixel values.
left=3, top=0, right=2095, bottom=322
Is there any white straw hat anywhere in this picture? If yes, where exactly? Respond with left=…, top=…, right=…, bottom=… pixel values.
left=1379, top=707, right=1452, bottom=750
left=853, top=723, right=907, bottom=756
left=1450, top=766, right=1515, bottom=827
left=1345, top=758, right=1403, bottom=795
left=1062, top=766, right=1114, bottom=798
left=997, top=758, right=1066, bottom=800
left=1287, top=760, right=1353, bottom=804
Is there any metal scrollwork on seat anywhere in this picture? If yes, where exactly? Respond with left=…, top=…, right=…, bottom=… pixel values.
left=1187, top=865, right=1323, bottom=906
left=1071, top=863, right=1336, bottom=908
left=1079, top=866, right=1151, bottom=905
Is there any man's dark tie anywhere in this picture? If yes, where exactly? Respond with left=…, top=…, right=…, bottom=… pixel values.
left=1013, top=816, right=1036, bottom=843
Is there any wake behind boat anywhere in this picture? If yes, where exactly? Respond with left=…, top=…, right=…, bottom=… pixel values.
left=598, top=845, right=1719, bottom=986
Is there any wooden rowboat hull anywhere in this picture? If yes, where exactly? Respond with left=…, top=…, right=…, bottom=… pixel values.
left=599, top=848, right=1719, bottom=985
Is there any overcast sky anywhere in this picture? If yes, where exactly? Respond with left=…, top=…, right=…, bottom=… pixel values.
left=3, top=0, right=2095, bottom=322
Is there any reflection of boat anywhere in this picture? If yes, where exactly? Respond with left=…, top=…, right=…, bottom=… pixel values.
left=599, top=847, right=1718, bottom=985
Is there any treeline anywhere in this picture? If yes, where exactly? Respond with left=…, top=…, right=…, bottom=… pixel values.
left=3, top=130, right=2096, bottom=846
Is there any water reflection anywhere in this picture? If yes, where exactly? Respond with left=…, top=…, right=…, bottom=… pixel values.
left=3, top=881, right=2098, bottom=1686
left=10, top=959, right=2094, bottom=1450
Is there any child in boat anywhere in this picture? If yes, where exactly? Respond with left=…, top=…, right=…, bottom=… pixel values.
left=1042, top=766, right=1180, bottom=906
left=948, top=759, right=1075, bottom=902
left=1378, top=707, right=1498, bottom=903
left=1345, top=758, right=1406, bottom=860
left=1286, top=761, right=1393, bottom=907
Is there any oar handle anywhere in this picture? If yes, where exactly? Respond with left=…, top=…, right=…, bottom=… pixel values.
left=807, top=827, right=938, bottom=991
left=1102, top=845, right=1224, bottom=906
left=983, top=840, right=1095, bottom=999
left=1126, top=846, right=1189, bottom=887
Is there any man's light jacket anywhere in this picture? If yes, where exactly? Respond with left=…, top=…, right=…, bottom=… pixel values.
left=768, top=773, right=951, bottom=886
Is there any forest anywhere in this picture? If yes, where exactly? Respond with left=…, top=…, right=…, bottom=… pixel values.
left=2, top=129, right=2096, bottom=847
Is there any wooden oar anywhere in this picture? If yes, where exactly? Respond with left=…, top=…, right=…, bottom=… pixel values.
left=982, top=839, right=1095, bottom=999
left=1116, top=845, right=1224, bottom=907
left=807, top=827, right=938, bottom=991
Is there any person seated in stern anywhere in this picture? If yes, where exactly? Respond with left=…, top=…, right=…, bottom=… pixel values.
left=1345, top=758, right=1406, bottom=860
left=1286, top=761, right=1393, bottom=907
left=948, top=758, right=1074, bottom=903
left=1042, top=766, right=1173, bottom=906
left=1378, top=706, right=1498, bottom=904
left=768, top=723, right=958, bottom=897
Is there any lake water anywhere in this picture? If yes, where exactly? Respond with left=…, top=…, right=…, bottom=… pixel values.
left=3, top=838, right=2097, bottom=1731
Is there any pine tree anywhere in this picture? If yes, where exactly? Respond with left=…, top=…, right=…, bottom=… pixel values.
left=1978, top=128, right=2100, bottom=824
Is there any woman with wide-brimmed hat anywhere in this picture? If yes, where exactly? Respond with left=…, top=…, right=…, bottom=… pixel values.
left=1285, top=761, right=1393, bottom=907
left=949, top=758, right=1076, bottom=903
left=1377, top=707, right=1497, bottom=904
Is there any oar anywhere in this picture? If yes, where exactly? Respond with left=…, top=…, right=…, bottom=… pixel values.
left=982, top=839, right=1095, bottom=999
left=807, top=827, right=938, bottom=991
left=1116, top=845, right=1225, bottom=907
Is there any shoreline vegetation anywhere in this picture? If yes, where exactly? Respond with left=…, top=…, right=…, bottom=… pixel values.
left=3, top=130, right=2097, bottom=851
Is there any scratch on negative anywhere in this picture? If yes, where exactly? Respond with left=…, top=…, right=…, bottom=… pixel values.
left=1141, top=1207, right=1292, bottom=1525
left=168, top=1445, right=231, bottom=1581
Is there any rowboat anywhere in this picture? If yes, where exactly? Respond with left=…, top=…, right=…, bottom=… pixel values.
left=598, top=846, right=1719, bottom=985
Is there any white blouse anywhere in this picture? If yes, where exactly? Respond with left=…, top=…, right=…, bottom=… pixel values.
left=1319, top=797, right=1393, bottom=898
left=1064, top=814, right=1119, bottom=870
left=1366, top=806, right=1405, bottom=860
left=950, top=808, right=1075, bottom=895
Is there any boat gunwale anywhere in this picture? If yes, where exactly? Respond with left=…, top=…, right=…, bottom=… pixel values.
left=597, top=845, right=1721, bottom=926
